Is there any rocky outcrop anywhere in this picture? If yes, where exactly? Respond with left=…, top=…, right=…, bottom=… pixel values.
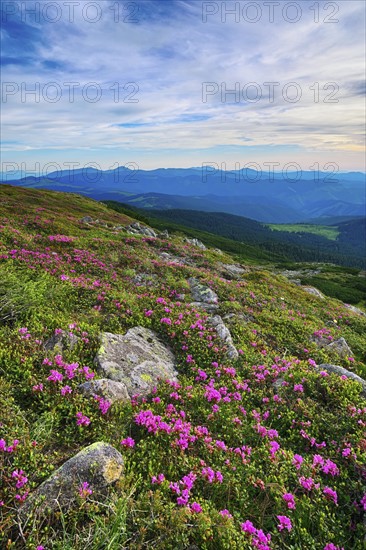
left=79, top=378, right=129, bottom=403
left=184, top=238, right=206, bottom=250
left=344, top=304, right=366, bottom=317
left=219, top=263, right=248, bottom=280
left=125, top=222, right=157, bottom=237
left=317, top=363, right=366, bottom=397
left=208, top=315, right=238, bottom=359
left=302, top=286, right=324, bottom=299
left=19, top=443, right=124, bottom=520
left=312, top=335, right=353, bottom=359
left=189, top=278, right=218, bottom=304
left=81, top=216, right=93, bottom=224
left=94, top=328, right=178, bottom=397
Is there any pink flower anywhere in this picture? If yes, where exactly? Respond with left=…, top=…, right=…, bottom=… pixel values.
left=76, top=412, right=91, bottom=426
left=299, top=476, right=319, bottom=491
left=79, top=481, right=93, bottom=498
left=294, top=384, right=304, bottom=392
left=190, top=502, right=202, bottom=513
left=60, top=385, right=72, bottom=396
left=120, top=437, right=135, bottom=448
left=151, top=474, right=165, bottom=485
left=277, top=515, right=292, bottom=532
left=47, top=369, right=63, bottom=382
left=323, top=486, right=338, bottom=504
left=360, top=493, right=366, bottom=511
left=324, top=544, right=344, bottom=550
left=292, top=454, right=303, bottom=469
left=322, top=459, right=339, bottom=476
left=241, top=520, right=257, bottom=535
left=219, top=509, right=233, bottom=519
left=283, top=492, right=296, bottom=509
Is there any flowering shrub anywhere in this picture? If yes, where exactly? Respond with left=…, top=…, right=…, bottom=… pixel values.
left=0, top=187, right=365, bottom=548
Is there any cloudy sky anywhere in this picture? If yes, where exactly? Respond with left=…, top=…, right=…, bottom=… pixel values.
left=1, top=0, right=365, bottom=173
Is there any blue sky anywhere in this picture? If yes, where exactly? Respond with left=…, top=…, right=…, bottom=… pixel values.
left=1, top=0, right=365, bottom=172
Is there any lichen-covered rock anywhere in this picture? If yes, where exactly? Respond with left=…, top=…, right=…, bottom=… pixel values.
left=219, top=263, right=248, bottom=279
left=44, top=330, right=79, bottom=353
left=312, top=335, right=353, bottom=358
left=326, top=337, right=353, bottom=358
left=344, top=304, right=366, bottom=317
left=208, top=315, right=238, bottom=359
left=302, top=286, right=324, bottom=299
left=188, top=277, right=218, bottom=304
left=81, top=216, right=93, bottom=223
left=94, top=328, right=178, bottom=397
left=126, top=222, right=157, bottom=237
left=184, top=237, right=206, bottom=250
left=317, top=363, right=366, bottom=397
left=19, top=442, right=124, bottom=520
left=79, top=378, right=129, bottom=403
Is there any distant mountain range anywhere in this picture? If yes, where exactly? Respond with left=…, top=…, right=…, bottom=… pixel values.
left=1, top=166, right=365, bottom=223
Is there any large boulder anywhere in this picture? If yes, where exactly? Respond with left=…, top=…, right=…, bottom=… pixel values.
left=94, top=328, right=178, bottom=397
left=19, top=443, right=124, bottom=520
left=79, top=378, right=129, bottom=403
left=344, top=304, right=366, bottom=317
left=219, top=263, right=248, bottom=280
left=126, top=222, right=157, bottom=238
left=302, top=286, right=324, bottom=299
left=208, top=315, right=238, bottom=359
left=326, top=337, right=353, bottom=358
left=184, top=238, right=206, bottom=250
left=189, top=278, right=218, bottom=305
left=317, top=363, right=366, bottom=397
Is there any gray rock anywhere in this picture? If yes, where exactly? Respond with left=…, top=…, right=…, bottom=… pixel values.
left=81, top=216, right=93, bottom=224
left=79, top=378, right=129, bottom=403
left=18, top=442, right=124, bottom=520
left=158, top=229, right=169, bottom=239
left=188, top=277, right=218, bottom=304
left=344, top=304, right=366, bottom=317
left=208, top=315, right=238, bottom=359
left=184, top=238, right=206, bottom=250
left=317, top=363, right=366, bottom=397
left=190, top=302, right=219, bottom=312
left=94, top=328, right=178, bottom=397
left=132, top=273, right=158, bottom=286
left=44, top=330, right=79, bottom=353
left=125, top=222, right=157, bottom=238
left=220, top=263, right=248, bottom=279
left=302, top=286, right=324, bottom=299
left=326, top=337, right=353, bottom=358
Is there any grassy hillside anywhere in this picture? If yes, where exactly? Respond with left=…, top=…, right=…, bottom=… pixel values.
left=108, top=206, right=365, bottom=269
left=1, top=185, right=366, bottom=549
left=268, top=224, right=339, bottom=241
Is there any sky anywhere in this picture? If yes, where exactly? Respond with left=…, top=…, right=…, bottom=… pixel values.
left=1, top=0, right=365, bottom=175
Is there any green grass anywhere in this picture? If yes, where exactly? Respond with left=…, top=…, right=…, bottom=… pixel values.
left=268, top=224, right=339, bottom=240
left=1, top=185, right=365, bottom=549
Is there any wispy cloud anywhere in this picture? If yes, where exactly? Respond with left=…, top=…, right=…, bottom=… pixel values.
left=1, top=0, right=365, bottom=170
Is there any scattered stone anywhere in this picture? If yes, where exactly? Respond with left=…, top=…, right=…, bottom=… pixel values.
left=302, top=286, right=324, bottom=299
left=81, top=216, right=93, bottom=224
left=94, top=328, right=178, bottom=397
left=79, top=378, right=129, bottom=403
left=184, top=238, right=206, bottom=250
left=18, top=442, right=124, bottom=520
left=223, top=313, right=255, bottom=324
left=272, top=377, right=286, bottom=390
left=312, top=335, right=353, bottom=358
left=158, top=229, right=169, bottom=239
left=317, top=363, right=366, bottom=397
left=132, top=273, right=158, bottom=286
left=344, top=304, right=366, bottom=317
left=219, top=263, right=248, bottom=280
left=188, top=277, right=218, bottom=304
left=125, top=222, right=157, bottom=238
left=326, top=337, right=353, bottom=358
left=208, top=315, right=238, bottom=359
left=44, top=330, right=79, bottom=353
left=190, top=302, right=219, bottom=312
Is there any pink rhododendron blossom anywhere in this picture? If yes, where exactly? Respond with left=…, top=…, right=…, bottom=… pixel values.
left=120, top=437, right=135, bottom=448
left=277, top=515, right=292, bottom=531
